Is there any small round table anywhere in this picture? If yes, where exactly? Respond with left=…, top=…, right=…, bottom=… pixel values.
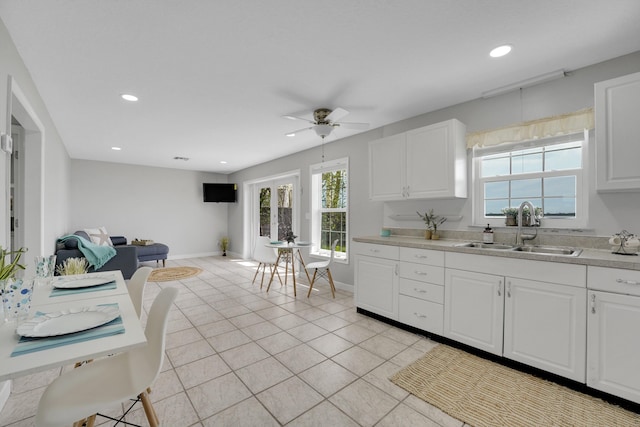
left=264, top=242, right=313, bottom=297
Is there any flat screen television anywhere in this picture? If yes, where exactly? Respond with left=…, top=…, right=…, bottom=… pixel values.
left=203, top=183, right=237, bottom=203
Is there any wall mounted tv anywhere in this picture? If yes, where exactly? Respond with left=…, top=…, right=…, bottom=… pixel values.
left=203, top=183, right=237, bottom=203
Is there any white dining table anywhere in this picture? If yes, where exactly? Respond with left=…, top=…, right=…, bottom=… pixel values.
left=265, top=242, right=313, bottom=297
left=0, top=270, right=147, bottom=382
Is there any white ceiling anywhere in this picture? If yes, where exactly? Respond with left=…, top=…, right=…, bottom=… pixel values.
left=2, top=1, right=640, bottom=174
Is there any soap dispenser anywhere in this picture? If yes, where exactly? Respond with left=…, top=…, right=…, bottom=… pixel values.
left=483, top=224, right=494, bottom=244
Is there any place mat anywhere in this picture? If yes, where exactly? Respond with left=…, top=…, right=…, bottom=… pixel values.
left=11, top=303, right=124, bottom=357
left=390, top=344, right=640, bottom=427
left=149, top=266, right=201, bottom=282
left=49, top=280, right=117, bottom=297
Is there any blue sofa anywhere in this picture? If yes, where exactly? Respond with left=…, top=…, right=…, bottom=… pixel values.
left=55, top=231, right=138, bottom=279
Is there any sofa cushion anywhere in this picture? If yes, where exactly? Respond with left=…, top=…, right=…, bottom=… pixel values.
left=84, top=227, right=113, bottom=246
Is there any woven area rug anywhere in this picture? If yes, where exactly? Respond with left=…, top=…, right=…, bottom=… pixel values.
left=390, top=345, right=640, bottom=427
left=148, top=266, right=202, bottom=282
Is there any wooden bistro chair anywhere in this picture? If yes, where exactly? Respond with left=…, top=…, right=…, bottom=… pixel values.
left=35, top=287, right=179, bottom=427
left=305, top=239, right=339, bottom=298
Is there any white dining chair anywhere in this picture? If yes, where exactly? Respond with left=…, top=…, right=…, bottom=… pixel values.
left=35, top=287, right=179, bottom=427
left=126, top=266, right=153, bottom=318
left=252, top=236, right=283, bottom=289
left=305, top=239, right=338, bottom=298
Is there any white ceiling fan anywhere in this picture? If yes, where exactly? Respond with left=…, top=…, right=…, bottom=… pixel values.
left=283, top=107, right=369, bottom=139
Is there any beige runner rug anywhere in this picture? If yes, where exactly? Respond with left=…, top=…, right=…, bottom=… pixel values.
left=390, top=345, right=640, bottom=427
left=148, top=266, right=201, bottom=282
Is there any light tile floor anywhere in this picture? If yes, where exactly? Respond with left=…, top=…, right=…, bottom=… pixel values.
left=0, top=256, right=468, bottom=427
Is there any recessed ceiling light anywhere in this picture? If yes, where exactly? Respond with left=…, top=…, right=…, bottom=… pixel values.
left=220, top=161, right=227, bottom=164
left=111, top=146, right=121, bottom=151
left=489, top=44, right=512, bottom=58
left=121, top=93, right=138, bottom=102
left=286, top=132, right=296, bottom=137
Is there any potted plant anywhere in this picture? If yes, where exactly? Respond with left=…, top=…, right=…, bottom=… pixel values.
left=522, top=206, right=543, bottom=226
left=220, top=237, right=229, bottom=256
left=0, top=246, right=27, bottom=281
left=55, top=257, right=89, bottom=275
left=417, top=210, right=447, bottom=240
left=501, top=207, right=519, bottom=226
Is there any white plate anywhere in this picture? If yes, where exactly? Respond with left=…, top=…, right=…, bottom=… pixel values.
left=53, top=277, right=114, bottom=289
left=296, top=241, right=312, bottom=246
left=17, top=306, right=121, bottom=337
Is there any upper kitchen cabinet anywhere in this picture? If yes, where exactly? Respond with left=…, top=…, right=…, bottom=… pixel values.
left=369, top=119, right=467, bottom=200
left=595, top=71, right=640, bottom=192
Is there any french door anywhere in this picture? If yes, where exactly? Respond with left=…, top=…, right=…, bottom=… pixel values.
left=257, top=177, right=297, bottom=240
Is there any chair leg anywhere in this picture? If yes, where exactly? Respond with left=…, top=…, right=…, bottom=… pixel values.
left=307, top=269, right=318, bottom=298
left=327, top=268, right=336, bottom=298
left=140, top=390, right=159, bottom=427
left=252, top=262, right=262, bottom=284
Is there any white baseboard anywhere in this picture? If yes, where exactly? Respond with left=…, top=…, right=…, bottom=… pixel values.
left=0, top=380, right=11, bottom=413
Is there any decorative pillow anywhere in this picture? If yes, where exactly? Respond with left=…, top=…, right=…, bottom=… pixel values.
left=84, top=227, right=113, bottom=246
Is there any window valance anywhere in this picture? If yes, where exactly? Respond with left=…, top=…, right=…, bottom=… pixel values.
left=466, top=107, right=594, bottom=149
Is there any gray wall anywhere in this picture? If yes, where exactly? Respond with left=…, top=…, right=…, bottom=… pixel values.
left=69, top=160, right=228, bottom=258
left=228, top=51, right=640, bottom=287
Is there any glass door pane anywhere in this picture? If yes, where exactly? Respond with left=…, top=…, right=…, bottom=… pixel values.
left=259, top=186, right=271, bottom=237
left=277, top=183, right=293, bottom=241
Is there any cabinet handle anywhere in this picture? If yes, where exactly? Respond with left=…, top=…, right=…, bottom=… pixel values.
left=414, top=270, right=428, bottom=276
left=498, top=279, right=502, bottom=296
left=413, top=312, right=427, bottom=319
left=395, top=264, right=398, bottom=276
left=406, top=185, right=410, bottom=197
left=413, top=288, right=427, bottom=294
left=370, top=249, right=380, bottom=253
left=414, top=255, right=428, bottom=259
left=507, top=281, right=512, bottom=298
left=591, top=293, right=596, bottom=314
left=616, top=278, right=640, bottom=285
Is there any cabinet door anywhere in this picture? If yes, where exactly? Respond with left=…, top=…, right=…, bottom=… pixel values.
left=595, top=71, right=640, bottom=192
left=355, top=255, right=398, bottom=320
left=444, top=269, right=503, bottom=355
left=369, top=134, right=405, bottom=201
left=406, top=119, right=467, bottom=199
left=587, top=290, right=640, bottom=404
left=504, top=278, right=586, bottom=382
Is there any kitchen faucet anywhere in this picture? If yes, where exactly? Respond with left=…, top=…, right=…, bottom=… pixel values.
left=516, top=201, right=539, bottom=245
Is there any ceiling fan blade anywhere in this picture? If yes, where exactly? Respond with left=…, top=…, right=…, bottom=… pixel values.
left=335, top=122, right=370, bottom=130
left=326, top=107, right=349, bottom=123
left=282, top=114, right=314, bottom=124
left=285, top=126, right=313, bottom=137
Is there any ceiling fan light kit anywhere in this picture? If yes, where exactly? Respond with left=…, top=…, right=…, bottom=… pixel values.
left=283, top=107, right=370, bottom=140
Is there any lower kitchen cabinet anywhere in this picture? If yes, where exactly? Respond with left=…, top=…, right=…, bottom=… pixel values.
left=587, top=266, right=640, bottom=404
left=354, top=244, right=399, bottom=320
left=504, top=278, right=586, bottom=382
left=444, top=269, right=504, bottom=355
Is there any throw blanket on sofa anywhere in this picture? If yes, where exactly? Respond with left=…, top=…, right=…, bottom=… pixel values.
left=57, top=235, right=116, bottom=270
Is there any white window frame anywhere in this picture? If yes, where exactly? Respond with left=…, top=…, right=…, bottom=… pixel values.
left=472, top=130, right=589, bottom=229
left=309, top=157, right=349, bottom=263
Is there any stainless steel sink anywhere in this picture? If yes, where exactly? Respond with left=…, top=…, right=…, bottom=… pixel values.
left=511, top=246, right=582, bottom=256
left=455, top=242, right=516, bottom=250
left=513, top=246, right=582, bottom=256
left=455, top=242, right=582, bottom=256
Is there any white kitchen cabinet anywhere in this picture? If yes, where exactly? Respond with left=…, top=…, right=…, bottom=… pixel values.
left=354, top=243, right=399, bottom=320
left=445, top=252, right=587, bottom=380
left=595, top=71, right=640, bottom=192
left=398, top=247, right=445, bottom=334
left=369, top=119, right=467, bottom=200
left=503, top=277, right=586, bottom=382
left=587, top=266, right=640, bottom=404
left=444, top=268, right=504, bottom=355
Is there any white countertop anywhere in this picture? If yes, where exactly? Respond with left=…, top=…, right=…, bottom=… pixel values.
left=352, top=235, right=640, bottom=271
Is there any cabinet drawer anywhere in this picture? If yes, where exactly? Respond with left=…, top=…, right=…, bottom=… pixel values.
left=399, top=262, right=444, bottom=285
left=399, top=278, right=444, bottom=304
left=400, top=247, right=444, bottom=266
left=399, top=295, right=443, bottom=334
left=587, top=266, right=640, bottom=296
left=354, top=243, right=399, bottom=260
